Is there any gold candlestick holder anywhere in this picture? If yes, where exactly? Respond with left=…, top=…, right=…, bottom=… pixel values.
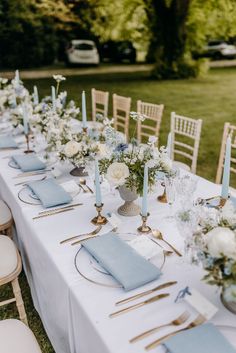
left=219, top=197, right=227, bottom=208
left=137, top=213, right=151, bottom=234
left=91, top=203, right=108, bottom=225
left=157, top=186, right=167, bottom=203
left=82, top=127, right=88, bottom=134
left=24, top=134, right=34, bottom=154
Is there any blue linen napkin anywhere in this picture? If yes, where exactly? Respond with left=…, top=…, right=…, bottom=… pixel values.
left=12, top=154, right=46, bottom=172
left=82, top=233, right=161, bottom=291
left=0, top=135, right=18, bottom=149
left=27, top=178, right=72, bottom=208
left=164, top=323, right=236, bottom=353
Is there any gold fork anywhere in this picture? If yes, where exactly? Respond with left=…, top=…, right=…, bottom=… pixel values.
left=71, top=226, right=118, bottom=246
left=130, top=311, right=190, bottom=343
left=60, top=225, right=102, bottom=244
left=145, top=314, right=206, bottom=350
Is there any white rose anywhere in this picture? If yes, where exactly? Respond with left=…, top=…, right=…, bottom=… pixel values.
left=98, top=143, right=110, bottom=158
left=206, top=226, right=236, bottom=259
left=148, top=135, right=158, bottom=145
left=161, top=156, right=172, bottom=172
left=64, top=141, right=80, bottom=158
left=106, top=162, right=129, bottom=186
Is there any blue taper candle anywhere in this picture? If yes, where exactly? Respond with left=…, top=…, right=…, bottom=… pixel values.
left=221, top=135, right=231, bottom=199
left=33, top=86, right=39, bottom=105
left=51, top=86, right=56, bottom=111
left=167, top=132, right=172, bottom=159
left=15, top=70, right=20, bottom=86
left=95, top=159, right=102, bottom=206
left=142, top=164, right=148, bottom=217
left=82, top=91, right=87, bottom=128
left=22, top=105, right=29, bottom=135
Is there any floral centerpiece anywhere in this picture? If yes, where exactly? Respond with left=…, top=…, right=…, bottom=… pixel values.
left=99, top=113, right=172, bottom=216
left=0, top=73, right=31, bottom=133
left=59, top=134, right=99, bottom=175
left=195, top=200, right=236, bottom=313
left=31, top=75, right=80, bottom=136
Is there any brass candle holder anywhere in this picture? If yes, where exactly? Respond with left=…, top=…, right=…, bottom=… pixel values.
left=157, top=185, right=167, bottom=203
left=82, top=127, right=88, bottom=134
left=91, top=203, right=108, bottom=225
left=24, top=134, right=34, bottom=154
left=137, top=213, right=151, bottom=234
left=219, top=197, right=227, bottom=208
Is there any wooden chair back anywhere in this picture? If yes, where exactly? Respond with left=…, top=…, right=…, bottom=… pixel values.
left=171, top=112, right=202, bottom=174
left=91, top=88, right=109, bottom=121
left=113, top=94, right=131, bottom=140
left=137, top=100, right=164, bottom=143
left=216, top=122, right=236, bottom=184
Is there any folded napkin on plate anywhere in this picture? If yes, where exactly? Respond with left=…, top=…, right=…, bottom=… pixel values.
left=82, top=233, right=161, bottom=291
left=164, top=323, right=236, bottom=353
left=12, top=154, right=46, bottom=172
left=27, top=178, right=72, bottom=208
left=0, top=135, right=18, bottom=149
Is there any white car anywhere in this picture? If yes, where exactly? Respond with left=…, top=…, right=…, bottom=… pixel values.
left=204, top=40, right=236, bottom=59
left=66, top=40, right=100, bottom=65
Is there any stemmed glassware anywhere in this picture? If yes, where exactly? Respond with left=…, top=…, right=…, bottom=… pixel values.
left=164, top=175, right=176, bottom=218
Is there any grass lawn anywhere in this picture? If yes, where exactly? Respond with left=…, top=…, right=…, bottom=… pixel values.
left=1, top=66, right=236, bottom=353
left=23, top=66, right=236, bottom=183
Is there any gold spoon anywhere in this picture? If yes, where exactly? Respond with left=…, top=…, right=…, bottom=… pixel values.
left=152, top=230, right=182, bottom=257
left=79, top=178, right=94, bottom=194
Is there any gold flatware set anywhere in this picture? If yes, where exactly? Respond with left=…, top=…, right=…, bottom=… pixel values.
left=32, top=203, right=83, bottom=220
left=145, top=314, right=206, bottom=350
left=130, top=310, right=190, bottom=343
left=60, top=225, right=102, bottom=244
left=115, top=281, right=177, bottom=306
left=109, top=293, right=170, bottom=318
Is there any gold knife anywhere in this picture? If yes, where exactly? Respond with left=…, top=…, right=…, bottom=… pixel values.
left=109, top=293, right=169, bottom=318
left=32, top=207, right=74, bottom=220
left=39, top=203, right=83, bottom=215
left=115, top=281, right=177, bottom=306
left=13, top=169, right=51, bottom=179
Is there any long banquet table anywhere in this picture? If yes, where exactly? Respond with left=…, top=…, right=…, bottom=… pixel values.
left=0, top=147, right=236, bottom=353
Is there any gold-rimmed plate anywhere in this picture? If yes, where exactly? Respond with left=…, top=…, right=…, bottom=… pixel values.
left=74, top=233, right=165, bottom=289
left=18, top=184, right=81, bottom=206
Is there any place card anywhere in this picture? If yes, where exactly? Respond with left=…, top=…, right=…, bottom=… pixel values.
left=60, top=180, right=80, bottom=194
left=185, top=288, right=218, bottom=320
left=128, top=236, right=163, bottom=260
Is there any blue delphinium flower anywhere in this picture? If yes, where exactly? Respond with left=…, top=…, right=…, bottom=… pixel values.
left=115, top=143, right=128, bottom=152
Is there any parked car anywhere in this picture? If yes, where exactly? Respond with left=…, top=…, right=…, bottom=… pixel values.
left=101, top=41, right=136, bottom=63
left=204, top=40, right=236, bottom=59
left=66, top=40, right=100, bottom=65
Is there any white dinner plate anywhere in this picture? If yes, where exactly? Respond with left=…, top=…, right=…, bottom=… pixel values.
left=216, top=325, right=236, bottom=349
left=18, top=184, right=81, bottom=206
left=74, top=233, right=165, bottom=289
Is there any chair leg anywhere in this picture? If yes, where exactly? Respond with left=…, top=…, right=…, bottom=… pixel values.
left=6, top=225, right=13, bottom=239
left=11, top=277, right=28, bottom=326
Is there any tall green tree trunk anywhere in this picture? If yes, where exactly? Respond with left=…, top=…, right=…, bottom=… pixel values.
left=146, top=0, right=195, bottom=78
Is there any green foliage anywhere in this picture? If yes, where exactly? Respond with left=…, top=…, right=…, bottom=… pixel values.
left=0, top=0, right=76, bottom=68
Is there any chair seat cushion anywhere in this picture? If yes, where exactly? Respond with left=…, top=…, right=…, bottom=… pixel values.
left=0, top=235, right=17, bottom=278
left=173, top=161, right=191, bottom=172
left=0, top=319, right=42, bottom=353
left=0, top=200, right=12, bottom=225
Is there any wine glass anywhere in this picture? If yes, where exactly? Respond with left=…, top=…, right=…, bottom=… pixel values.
left=164, top=175, right=176, bottom=219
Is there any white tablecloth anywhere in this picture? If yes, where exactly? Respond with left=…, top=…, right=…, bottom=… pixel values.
left=0, top=147, right=235, bottom=353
